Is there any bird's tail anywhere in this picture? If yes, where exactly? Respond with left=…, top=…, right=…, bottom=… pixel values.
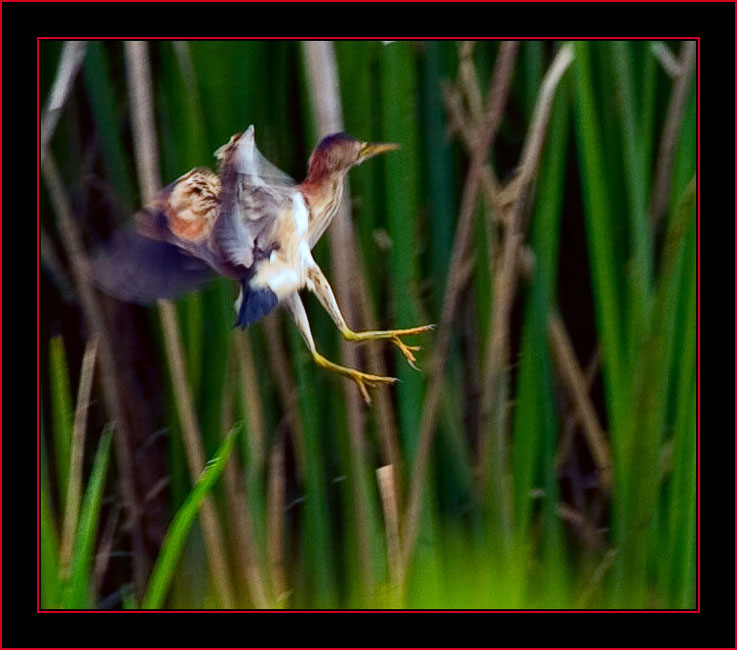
left=235, top=279, right=278, bottom=329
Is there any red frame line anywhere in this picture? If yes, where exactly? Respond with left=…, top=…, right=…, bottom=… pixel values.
left=35, top=35, right=701, bottom=616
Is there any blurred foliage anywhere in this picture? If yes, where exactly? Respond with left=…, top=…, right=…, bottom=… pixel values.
left=39, top=40, right=696, bottom=609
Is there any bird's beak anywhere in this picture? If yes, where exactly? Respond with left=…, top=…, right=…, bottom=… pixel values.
left=358, top=141, right=400, bottom=162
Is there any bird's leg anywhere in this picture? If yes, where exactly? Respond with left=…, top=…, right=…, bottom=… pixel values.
left=305, top=265, right=434, bottom=370
left=283, top=294, right=397, bottom=405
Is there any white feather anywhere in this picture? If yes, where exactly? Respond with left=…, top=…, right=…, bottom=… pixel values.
left=292, top=192, right=309, bottom=236
left=268, top=269, right=300, bottom=291
left=298, top=240, right=314, bottom=268
left=234, top=286, right=243, bottom=314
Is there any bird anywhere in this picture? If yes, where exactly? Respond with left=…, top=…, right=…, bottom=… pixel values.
left=92, top=125, right=433, bottom=403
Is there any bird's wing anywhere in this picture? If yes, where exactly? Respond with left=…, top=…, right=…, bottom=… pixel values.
left=135, top=167, right=222, bottom=263
left=90, top=168, right=221, bottom=303
left=214, top=125, right=297, bottom=188
left=213, top=126, right=296, bottom=270
left=90, top=228, right=214, bottom=303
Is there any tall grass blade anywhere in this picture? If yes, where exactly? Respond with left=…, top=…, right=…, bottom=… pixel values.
left=49, top=336, right=73, bottom=508
left=379, top=41, right=425, bottom=456
left=611, top=41, right=653, bottom=362
left=288, top=326, right=337, bottom=608
left=82, top=42, right=133, bottom=212
left=572, top=42, right=626, bottom=433
left=615, top=177, right=695, bottom=606
left=59, top=335, right=97, bottom=579
left=639, top=42, right=658, bottom=192
left=422, top=42, right=457, bottom=306
left=40, top=461, right=62, bottom=609
left=511, top=73, right=569, bottom=605
left=61, top=426, right=113, bottom=609
left=663, top=217, right=697, bottom=607
left=142, top=427, right=240, bottom=609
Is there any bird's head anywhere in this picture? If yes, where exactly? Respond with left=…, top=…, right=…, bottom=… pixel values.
left=306, top=133, right=399, bottom=181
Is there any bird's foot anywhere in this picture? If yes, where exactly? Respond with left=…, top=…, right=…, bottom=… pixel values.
left=313, top=352, right=397, bottom=405
left=345, top=324, right=435, bottom=370
left=349, top=369, right=399, bottom=405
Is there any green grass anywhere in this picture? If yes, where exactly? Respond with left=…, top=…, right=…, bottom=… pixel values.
left=40, top=40, right=697, bottom=610
left=60, top=426, right=113, bottom=609
left=41, top=353, right=114, bottom=611
left=142, top=427, right=240, bottom=609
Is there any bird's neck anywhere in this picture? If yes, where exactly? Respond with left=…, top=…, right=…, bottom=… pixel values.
left=299, top=172, right=346, bottom=246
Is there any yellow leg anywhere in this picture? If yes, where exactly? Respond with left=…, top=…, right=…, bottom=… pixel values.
left=284, top=293, right=397, bottom=405
left=312, top=351, right=397, bottom=405
left=305, top=264, right=434, bottom=370
left=343, top=325, right=435, bottom=370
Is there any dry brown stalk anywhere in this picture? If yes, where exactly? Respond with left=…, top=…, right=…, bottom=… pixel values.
left=650, top=41, right=697, bottom=227
left=454, top=44, right=504, bottom=202
left=376, top=465, right=403, bottom=596
left=124, top=40, right=235, bottom=609
left=59, top=335, right=99, bottom=577
left=556, top=346, right=601, bottom=467
left=263, top=312, right=306, bottom=478
left=143, top=476, right=170, bottom=504
left=234, top=331, right=267, bottom=474
left=556, top=503, right=608, bottom=551
left=401, top=41, right=520, bottom=575
left=220, top=365, right=270, bottom=608
left=93, top=504, right=120, bottom=594
left=458, top=42, right=485, bottom=123
left=351, top=227, right=404, bottom=510
left=158, top=295, right=235, bottom=608
left=303, top=40, right=374, bottom=595
left=40, top=40, right=86, bottom=162
left=549, top=313, right=612, bottom=492
left=650, top=42, right=683, bottom=78
left=268, top=439, right=288, bottom=602
left=443, top=83, right=503, bottom=219
left=443, top=79, right=503, bottom=309
left=512, top=45, right=575, bottom=196
left=478, top=44, right=574, bottom=496
left=576, top=548, right=618, bottom=607
left=548, top=313, right=612, bottom=492
left=41, top=223, right=74, bottom=299
left=124, top=42, right=160, bottom=203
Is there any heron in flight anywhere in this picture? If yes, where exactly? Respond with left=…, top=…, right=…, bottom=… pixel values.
left=93, top=126, right=433, bottom=403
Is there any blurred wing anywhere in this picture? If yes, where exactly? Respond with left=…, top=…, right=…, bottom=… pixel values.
left=90, top=228, right=214, bottom=303
left=215, top=125, right=296, bottom=188
left=90, top=167, right=222, bottom=303
left=214, top=126, right=295, bottom=269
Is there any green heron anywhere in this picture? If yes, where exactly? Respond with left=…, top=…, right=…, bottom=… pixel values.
left=93, top=126, right=432, bottom=403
